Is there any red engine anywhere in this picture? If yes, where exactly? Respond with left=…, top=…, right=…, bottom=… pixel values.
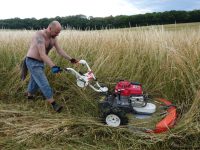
left=114, top=80, right=143, bottom=96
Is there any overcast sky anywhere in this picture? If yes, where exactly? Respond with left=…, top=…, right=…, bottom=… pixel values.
left=0, top=0, right=199, bottom=19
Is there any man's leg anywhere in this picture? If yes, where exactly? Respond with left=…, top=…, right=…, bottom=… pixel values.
left=26, top=58, right=63, bottom=112
left=31, top=66, right=63, bottom=112
left=27, top=74, right=39, bottom=99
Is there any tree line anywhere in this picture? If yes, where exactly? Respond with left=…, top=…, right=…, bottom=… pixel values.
left=0, top=10, right=199, bottom=30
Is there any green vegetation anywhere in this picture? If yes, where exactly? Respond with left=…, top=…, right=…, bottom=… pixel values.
left=0, top=10, right=200, bottom=30
left=0, top=23, right=200, bottom=149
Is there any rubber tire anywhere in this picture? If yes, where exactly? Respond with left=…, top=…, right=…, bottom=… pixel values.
left=103, top=107, right=128, bottom=126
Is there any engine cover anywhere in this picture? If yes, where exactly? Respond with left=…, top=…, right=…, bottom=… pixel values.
left=115, top=81, right=143, bottom=96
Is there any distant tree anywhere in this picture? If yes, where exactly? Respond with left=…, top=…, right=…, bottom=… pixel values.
left=188, top=10, right=200, bottom=22
left=0, top=10, right=199, bottom=30
left=113, top=15, right=129, bottom=28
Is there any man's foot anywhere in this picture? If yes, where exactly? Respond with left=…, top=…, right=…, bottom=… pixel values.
left=24, top=92, right=35, bottom=100
left=54, top=105, right=63, bottom=113
left=28, top=95, right=35, bottom=100
left=51, top=101, right=63, bottom=113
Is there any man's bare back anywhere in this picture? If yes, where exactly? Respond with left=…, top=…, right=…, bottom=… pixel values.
left=27, top=30, right=56, bottom=61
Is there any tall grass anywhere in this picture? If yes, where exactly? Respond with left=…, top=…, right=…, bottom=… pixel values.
left=0, top=24, right=200, bottom=149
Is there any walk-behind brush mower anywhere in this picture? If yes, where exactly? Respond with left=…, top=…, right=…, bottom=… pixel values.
left=65, top=60, right=177, bottom=133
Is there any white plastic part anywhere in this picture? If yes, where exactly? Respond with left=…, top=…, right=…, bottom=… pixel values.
left=77, top=79, right=87, bottom=88
left=133, top=103, right=156, bottom=114
left=65, top=60, right=108, bottom=93
left=135, top=114, right=152, bottom=119
left=100, top=87, right=109, bottom=92
left=89, top=84, right=108, bottom=92
left=78, top=60, right=87, bottom=65
left=106, top=114, right=121, bottom=127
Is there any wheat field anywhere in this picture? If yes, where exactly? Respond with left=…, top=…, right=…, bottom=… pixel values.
left=0, top=23, right=200, bottom=149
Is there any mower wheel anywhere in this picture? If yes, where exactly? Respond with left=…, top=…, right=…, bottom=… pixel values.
left=103, top=107, right=128, bottom=127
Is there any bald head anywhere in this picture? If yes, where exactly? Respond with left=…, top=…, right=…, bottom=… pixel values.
left=48, top=21, right=62, bottom=38
left=49, top=21, right=62, bottom=29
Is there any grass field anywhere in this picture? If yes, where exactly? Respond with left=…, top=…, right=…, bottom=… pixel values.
left=0, top=22, right=200, bottom=149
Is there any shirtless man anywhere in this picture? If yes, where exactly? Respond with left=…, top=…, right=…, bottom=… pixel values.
left=25, top=20, right=78, bottom=112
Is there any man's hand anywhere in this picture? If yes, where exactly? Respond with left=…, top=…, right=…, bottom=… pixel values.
left=51, top=66, right=62, bottom=73
left=70, top=58, right=78, bottom=64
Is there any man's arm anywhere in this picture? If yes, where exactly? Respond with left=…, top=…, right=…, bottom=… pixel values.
left=54, top=39, right=72, bottom=61
left=36, top=34, right=55, bottom=67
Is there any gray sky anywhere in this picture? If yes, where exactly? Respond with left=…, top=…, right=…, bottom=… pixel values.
left=0, top=0, right=199, bottom=19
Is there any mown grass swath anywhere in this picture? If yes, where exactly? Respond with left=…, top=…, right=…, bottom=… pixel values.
left=0, top=23, right=200, bottom=149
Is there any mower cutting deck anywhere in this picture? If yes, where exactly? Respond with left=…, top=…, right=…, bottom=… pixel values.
left=65, top=60, right=177, bottom=133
